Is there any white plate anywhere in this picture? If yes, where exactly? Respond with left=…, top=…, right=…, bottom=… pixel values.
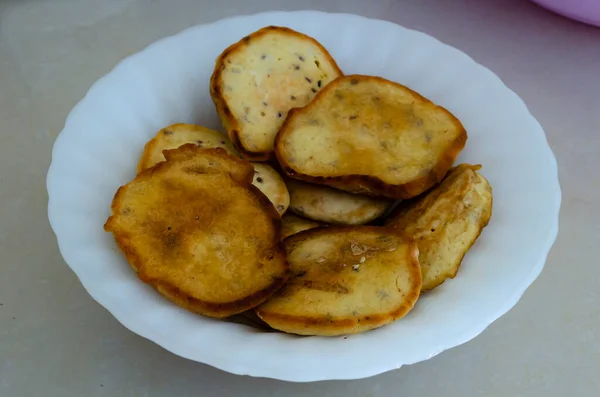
left=46, top=11, right=561, bottom=382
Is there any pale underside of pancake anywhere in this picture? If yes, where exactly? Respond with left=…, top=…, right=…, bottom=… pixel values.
left=385, top=164, right=493, bottom=291
left=256, top=226, right=422, bottom=336
left=137, top=123, right=290, bottom=215
left=281, top=213, right=326, bottom=239
left=275, top=74, right=467, bottom=199
left=286, top=179, right=392, bottom=225
left=105, top=145, right=289, bottom=318
left=252, top=163, right=290, bottom=215
left=210, top=25, right=343, bottom=160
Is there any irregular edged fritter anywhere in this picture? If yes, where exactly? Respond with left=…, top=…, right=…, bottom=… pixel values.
left=210, top=26, right=343, bottom=160
left=138, top=124, right=290, bottom=215
left=160, top=144, right=250, bottom=183
left=385, top=164, right=492, bottom=291
left=281, top=213, right=326, bottom=239
left=105, top=145, right=290, bottom=318
left=252, top=163, right=290, bottom=215
left=287, top=179, right=393, bottom=225
left=275, top=75, right=467, bottom=199
left=255, top=227, right=421, bottom=336
left=137, top=123, right=237, bottom=173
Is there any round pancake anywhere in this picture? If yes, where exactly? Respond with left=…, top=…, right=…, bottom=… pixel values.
left=287, top=179, right=392, bottom=224
left=385, top=164, right=493, bottom=291
left=210, top=26, right=343, bottom=160
left=105, top=145, right=290, bottom=318
left=138, top=123, right=290, bottom=215
left=281, top=213, right=326, bottom=239
left=255, top=226, right=421, bottom=336
left=252, top=163, right=290, bottom=215
left=137, top=123, right=236, bottom=173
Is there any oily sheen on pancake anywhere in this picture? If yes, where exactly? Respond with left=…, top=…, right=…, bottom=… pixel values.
left=105, top=145, right=289, bottom=318
left=256, top=226, right=421, bottom=336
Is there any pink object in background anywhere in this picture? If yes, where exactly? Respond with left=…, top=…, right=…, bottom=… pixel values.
left=531, top=0, right=600, bottom=27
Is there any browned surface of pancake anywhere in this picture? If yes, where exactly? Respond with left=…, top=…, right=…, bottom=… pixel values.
left=256, top=226, right=421, bottom=335
left=275, top=75, right=467, bottom=199
left=385, top=164, right=492, bottom=291
left=105, top=145, right=289, bottom=318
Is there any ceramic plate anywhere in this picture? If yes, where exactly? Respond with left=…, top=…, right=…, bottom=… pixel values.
left=46, top=11, right=561, bottom=382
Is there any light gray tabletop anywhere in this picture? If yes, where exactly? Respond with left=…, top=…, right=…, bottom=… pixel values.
left=1, top=0, right=598, bottom=395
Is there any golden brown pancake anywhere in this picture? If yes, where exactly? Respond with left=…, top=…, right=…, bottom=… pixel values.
left=385, top=164, right=492, bottom=291
left=275, top=75, right=467, bottom=199
left=105, top=145, right=290, bottom=318
left=256, top=226, right=421, bottom=335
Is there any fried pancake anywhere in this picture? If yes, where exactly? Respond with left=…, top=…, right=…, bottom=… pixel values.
left=275, top=75, right=467, bottom=199
left=281, top=213, right=326, bottom=239
left=385, top=164, right=492, bottom=291
left=137, top=123, right=236, bottom=173
left=105, top=145, right=289, bottom=318
left=255, top=227, right=421, bottom=336
left=252, top=163, right=290, bottom=215
left=210, top=26, right=343, bottom=160
left=138, top=124, right=290, bottom=215
left=161, top=144, right=251, bottom=183
left=287, top=179, right=392, bottom=225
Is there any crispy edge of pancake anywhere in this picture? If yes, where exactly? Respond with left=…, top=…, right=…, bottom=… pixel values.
left=137, top=127, right=290, bottom=214
left=137, top=123, right=237, bottom=173
left=105, top=145, right=290, bottom=318
left=274, top=74, right=467, bottom=199
left=255, top=226, right=422, bottom=335
left=161, top=144, right=254, bottom=184
left=210, top=25, right=344, bottom=161
left=385, top=164, right=493, bottom=291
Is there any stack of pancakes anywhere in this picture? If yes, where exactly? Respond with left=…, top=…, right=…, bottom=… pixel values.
left=105, top=26, right=492, bottom=336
